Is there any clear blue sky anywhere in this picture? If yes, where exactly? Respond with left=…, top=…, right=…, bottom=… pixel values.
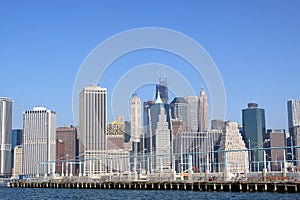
left=1, top=0, right=299, bottom=130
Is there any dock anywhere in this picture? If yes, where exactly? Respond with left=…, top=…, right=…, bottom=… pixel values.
left=7, top=180, right=300, bottom=193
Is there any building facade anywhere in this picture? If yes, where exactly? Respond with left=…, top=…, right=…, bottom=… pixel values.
left=265, top=129, right=286, bottom=171
left=170, top=97, right=188, bottom=128
left=130, top=94, right=142, bottom=143
left=13, top=145, right=22, bottom=178
left=11, top=129, right=23, bottom=173
left=79, top=85, right=107, bottom=174
left=23, top=107, right=56, bottom=177
left=184, top=96, right=199, bottom=132
left=242, top=103, right=266, bottom=171
left=287, top=100, right=300, bottom=166
left=153, top=107, right=171, bottom=170
left=211, top=119, right=225, bottom=131
left=155, top=76, right=168, bottom=103
left=144, top=94, right=171, bottom=154
left=218, top=122, right=248, bottom=175
left=56, top=126, right=78, bottom=175
left=287, top=100, right=300, bottom=129
left=0, top=97, right=13, bottom=177
left=198, top=87, right=209, bottom=132
left=173, top=130, right=222, bottom=173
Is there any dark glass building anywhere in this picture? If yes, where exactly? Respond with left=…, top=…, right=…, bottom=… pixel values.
left=242, top=103, right=266, bottom=171
left=170, top=97, right=188, bottom=123
left=155, top=77, right=168, bottom=103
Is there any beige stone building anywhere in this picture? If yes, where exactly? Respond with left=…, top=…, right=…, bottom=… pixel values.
left=218, top=121, right=248, bottom=174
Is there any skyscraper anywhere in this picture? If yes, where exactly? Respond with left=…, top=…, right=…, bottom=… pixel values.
left=184, top=96, right=198, bottom=132
left=23, top=107, right=56, bottom=177
left=144, top=92, right=171, bottom=171
left=287, top=100, right=300, bottom=166
left=155, top=76, right=168, bottom=103
left=154, top=106, right=171, bottom=170
left=130, top=94, right=142, bottom=142
left=287, top=100, right=300, bottom=129
left=242, top=103, right=266, bottom=170
left=170, top=97, right=188, bottom=137
left=0, top=97, right=13, bottom=177
left=198, top=87, right=209, bottom=132
left=56, top=126, right=78, bottom=175
left=79, top=84, right=107, bottom=174
left=170, top=97, right=188, bottom=124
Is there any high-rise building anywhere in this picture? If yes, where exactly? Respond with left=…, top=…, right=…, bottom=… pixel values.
left=289, top=126, right=300, bottom=167
left=130, top=94, right=142, bottom=142
left=12, top=129, right=22, bottom=148
left=184, top=96, right=198, bottom=132
left=153, top=106, right=171, bottom=170
left=130, top=94, right=142, bottom=171
left=23, top=107, right=56, bottom=177
left=0, top=97, right=13, bottom=177
left=198, top=87, right=209, bottom=132
left=170, top=97, right=188, bottom=126
left=264, top=129, right=286, bottom=171
left=144, top=92, right=171, bottom=171
left=170, top=97, right=188, bottom=139
left=242, top=103, right=266, bottom=170
left=11, top=129, right=23, bottom=174
left=155, top=76, right=168, bottom=103
left=218, top=121, right=248, bottom=175
left=211, top=119, right=225, bottom=131
left=13, top=145, right=22, bottom=178
left=287, top=100, right=300, bottom=167
left=145, top=93, right=171, bottom=151
left=124, top=121, right=131, bottom=143
left=56, top=126, right=78, bottom=175
left=79, top=84, right=107, bottom=174
left=287, top=100, right=300, bottom=129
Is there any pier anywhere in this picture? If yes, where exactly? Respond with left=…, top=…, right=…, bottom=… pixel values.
left=7, top=180, right=300, bottom=193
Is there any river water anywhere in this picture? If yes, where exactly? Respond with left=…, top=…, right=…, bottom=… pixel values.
left=1, top=186, right=299, bottom=199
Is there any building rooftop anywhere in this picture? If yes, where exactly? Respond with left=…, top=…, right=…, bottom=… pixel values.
left=170, top=97, right=188, bottom=104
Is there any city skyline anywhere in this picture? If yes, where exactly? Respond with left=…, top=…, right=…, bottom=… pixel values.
left=1, top=1, right=300, bottom=131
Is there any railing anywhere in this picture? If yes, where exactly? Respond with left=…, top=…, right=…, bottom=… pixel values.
left=31, top=146, right=300, bottom=182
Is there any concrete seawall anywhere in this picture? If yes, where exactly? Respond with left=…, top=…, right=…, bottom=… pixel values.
left=7, top=181, right=300, bottom=193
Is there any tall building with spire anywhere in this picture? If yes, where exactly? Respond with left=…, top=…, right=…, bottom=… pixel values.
left=155, top=75, right=168, bottom=103
left=79, top=84, right=107, bottom=175
left=144, top=91, right=171, bottom=171
left=154, top=106, right=171, bottom=170
left=0, top=97, right=13, bottom=177
left=198, top=87, right=209, bottom=132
